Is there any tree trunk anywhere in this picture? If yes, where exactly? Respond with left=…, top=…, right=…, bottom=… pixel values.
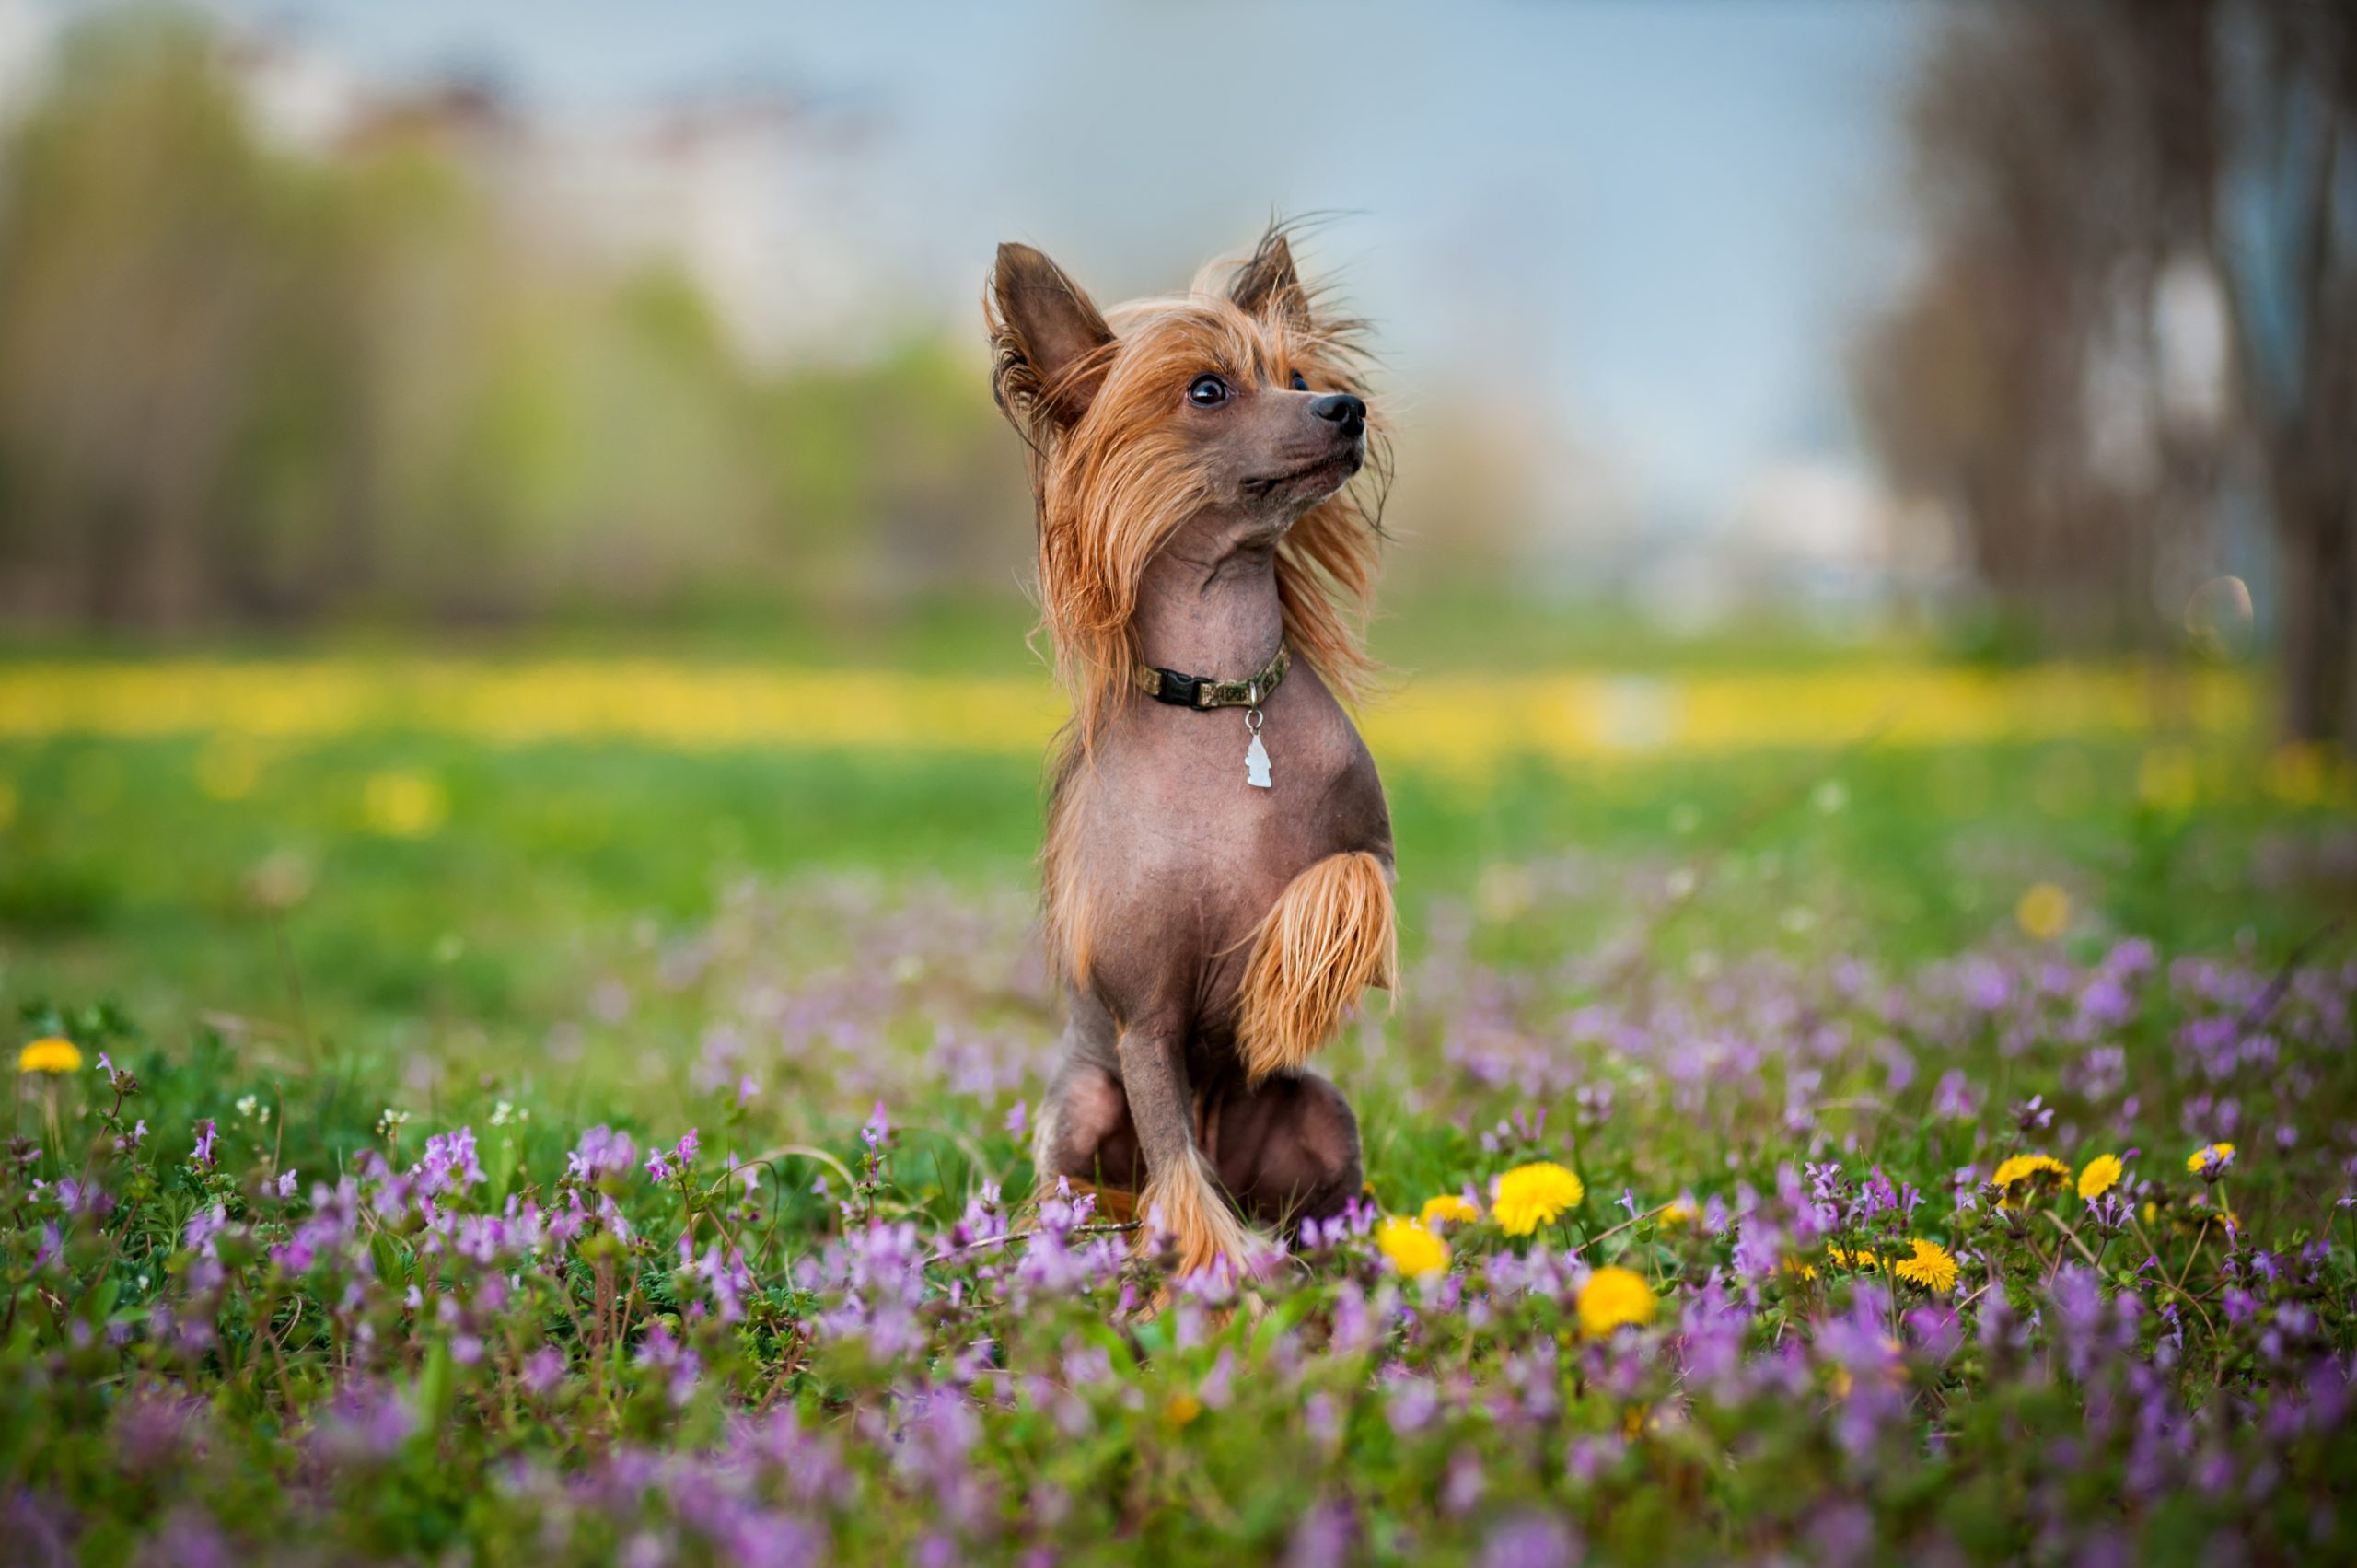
left=2276, top=468, right=2353, bottom=745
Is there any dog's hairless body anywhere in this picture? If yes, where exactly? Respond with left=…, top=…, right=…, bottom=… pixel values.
left=986, top=230, right=1399, bottom=1273
left=1038, top=497, right=1395, bottom=1229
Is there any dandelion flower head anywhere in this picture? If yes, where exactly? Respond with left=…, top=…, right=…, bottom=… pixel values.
left=2015, top=882, right=2073, bottom=940
left=1991, top=1154, right=2069, bottom=1189
left=1577, top=1265, right=1658, bottom=1336
left=1419, top=1194, right=1481, bottom=1228
left=1376, top=1217, right=1450, bottom=1279
left=2076, top=1153, right=2123, bottom=1202
left=1989, top=1155, right=2064, bottom=1202
left=1893, top=1237, right=1959, bottom=1294
left=1492, top=1161, right=1584, bottom=1237
left=18, top=1037, right=81, bottom=1074
left=2187, top=1143, right=2235, bottom=1177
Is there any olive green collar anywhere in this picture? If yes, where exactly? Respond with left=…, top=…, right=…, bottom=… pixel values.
left=1132, top=643, right=1290, bottom=710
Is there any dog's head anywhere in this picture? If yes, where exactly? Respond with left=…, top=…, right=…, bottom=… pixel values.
left=988, top=232, right=1374, bottom=526
left=985, top=227, right=1387, bottom=738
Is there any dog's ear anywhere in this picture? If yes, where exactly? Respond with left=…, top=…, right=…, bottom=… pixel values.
left=989, top=243, right=1115, bottom=431
left=1230, top=232, right=1311, bottom=328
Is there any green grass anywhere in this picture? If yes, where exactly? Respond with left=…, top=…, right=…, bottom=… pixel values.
left=0, top=589, right=1961, bottom=674
left=1, top=721, right=2344, bottom=1056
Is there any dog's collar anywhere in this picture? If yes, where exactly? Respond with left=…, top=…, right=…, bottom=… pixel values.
left=1132, top=643, right=1290, bottom=710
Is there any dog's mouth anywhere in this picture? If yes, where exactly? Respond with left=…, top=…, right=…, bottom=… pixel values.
left=1245, top=447, right=1364, bottom=500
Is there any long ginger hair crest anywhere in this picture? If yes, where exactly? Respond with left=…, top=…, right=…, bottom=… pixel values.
left=985, top=226, right=1389, bottom=752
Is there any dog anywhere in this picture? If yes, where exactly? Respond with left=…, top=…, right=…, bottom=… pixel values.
left=985, top=226, right=1399, bottom=1277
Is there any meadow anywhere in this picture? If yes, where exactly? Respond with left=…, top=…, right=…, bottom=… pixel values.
left=4, top=612, right=2355, bottom=1565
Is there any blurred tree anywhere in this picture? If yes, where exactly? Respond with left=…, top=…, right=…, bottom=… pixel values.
left=1860, top=0, right=2352, bottom=744
left=2212, top=0, right=2357, bottom=743
left=0, top=13, right=1031, bottom=632
left=0, top=18, right=285, bottom=626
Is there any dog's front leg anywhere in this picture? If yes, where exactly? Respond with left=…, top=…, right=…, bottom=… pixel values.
left=1117, top=1025, right=1263, bottom=1279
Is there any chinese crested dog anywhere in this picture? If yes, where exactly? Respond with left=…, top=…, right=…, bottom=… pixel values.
left=985, top=226, right=1398, bottom=1277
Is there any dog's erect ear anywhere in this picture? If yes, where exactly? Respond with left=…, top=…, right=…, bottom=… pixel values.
left=989, top=243, right=1116, bottom=430
left=1230, top=232, right=1312, bottom=328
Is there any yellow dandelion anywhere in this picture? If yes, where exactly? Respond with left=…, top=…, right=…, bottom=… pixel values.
left=1991, top=1154, right=2069, bottom=1189
left=1376, top=1217, right=1451, bottom=1279
left=1419, top=1194, right=1481, bottom=1228
left=2015, top=882, right=2073, bottom=940
left=18, top=1037, right=82, bottom=1074
left=1892, top=1237, right=1958, bottom=1294
left=1492, top=1161, right=1585, bottom=1237
left=1782, top=1256, right=1818, bottom=1282
left=1658, top=1196, right=1698, bottom=1229
left=2187, top=1143, right=2235, bottom=1178
left=2138, top=748, right=2200, bottom=813
left=195, top=737, right=264, bottom=802
left=1577, top=1265, right=1658, bottom=1336
left=363, top=770, right=449, bottom=839
left=2076, top=1153, right=2123, bottom=1202
left=1991, top=1154, right=2069, bottom=1211
left=1161, top=1391, right=1202, bottom=1428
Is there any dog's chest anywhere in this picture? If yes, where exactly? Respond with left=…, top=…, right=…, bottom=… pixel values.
left=1094, top=685, right=1386, bottom=887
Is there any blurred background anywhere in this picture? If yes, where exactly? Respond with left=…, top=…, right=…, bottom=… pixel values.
left=0, top=0, right=2351, bottom=1053
left=3, top=0, right=2344, bottom=670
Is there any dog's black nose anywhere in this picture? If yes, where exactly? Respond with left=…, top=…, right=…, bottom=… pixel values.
left=1309, top=393, right=1365, bottom=436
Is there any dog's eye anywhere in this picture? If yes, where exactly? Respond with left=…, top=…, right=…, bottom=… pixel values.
left=1290, top=370, right=1309, bottom=391
left=1187, top=374, right=1230, bottom=408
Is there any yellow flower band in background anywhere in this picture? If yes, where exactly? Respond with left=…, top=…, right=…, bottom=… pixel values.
left=0, top=660, right=2266, bottom=773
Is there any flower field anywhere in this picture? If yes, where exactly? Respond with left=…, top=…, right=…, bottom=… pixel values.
left=5, top=649, right=2357, bottom=1565
left=0, top=656, right=2266, bottom=772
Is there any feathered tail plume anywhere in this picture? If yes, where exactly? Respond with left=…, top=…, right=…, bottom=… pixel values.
left=1236, top=851, right=1398, bottom=1085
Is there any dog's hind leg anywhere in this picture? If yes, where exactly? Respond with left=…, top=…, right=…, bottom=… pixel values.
left=1205, top=1070, right=1363, bottom=1236
left=1117, top=1023, right=1264, bottom=1279
left=1032, top=1054, right=1144, bottom=1216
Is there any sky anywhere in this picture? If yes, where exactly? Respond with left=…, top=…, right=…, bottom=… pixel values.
left=179, top=0, right=1933, bottom=530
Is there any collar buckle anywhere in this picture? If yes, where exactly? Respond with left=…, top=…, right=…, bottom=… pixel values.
left=1137, top=644, right=1289, bottom=711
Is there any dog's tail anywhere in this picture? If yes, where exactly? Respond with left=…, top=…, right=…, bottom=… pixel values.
left=1236, top=851, right=1398, bottom=1085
